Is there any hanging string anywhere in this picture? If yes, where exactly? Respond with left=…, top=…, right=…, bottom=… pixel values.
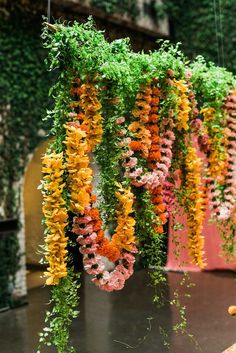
left=213, top=0, right=220, bottom=66
left=47, top=0, right=51, bottom=24
left=218, top=0, right=225, bottom=67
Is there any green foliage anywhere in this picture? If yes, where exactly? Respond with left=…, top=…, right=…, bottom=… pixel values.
left=37, top=271, right=80, bottom=353
left=191, top=57, right=236, bottom=107
left=135, top=189, right=166, bottom=267
left=0, top=9, right=53, bottom=306
left=0, top=12, right=53, bottom=216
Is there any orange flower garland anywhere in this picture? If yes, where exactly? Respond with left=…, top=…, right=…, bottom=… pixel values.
left=128, top=85, right=152, bottom=158
left=184, top=145, right=206, bottom=268
left=41, top=152, right=68, bottom=285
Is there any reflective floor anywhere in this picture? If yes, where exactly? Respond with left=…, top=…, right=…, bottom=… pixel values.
left=0, top=269, right=236, bottom=353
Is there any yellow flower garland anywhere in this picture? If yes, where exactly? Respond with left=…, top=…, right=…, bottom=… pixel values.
left=64, top=122, right=93, bottom=214
left=173, top=79, right=191, bottom=131
left=41, top=152, right=68, bottom=285
left=185, top=145, right=206, bottom=268
left=111, top=184, right=136, bottom=252
left=79, top=82, right=103, bottom=152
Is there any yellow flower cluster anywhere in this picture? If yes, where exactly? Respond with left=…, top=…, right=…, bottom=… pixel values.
left=41, top=152, right=68, bottom=285
left=129, top=85, right=152, bottom=158
left=64, top=122, right=93, bottom=214
left=111, top=184, right=136, bottom=251
left=185, top=146, right=206, bottom=268
left=201, top=107, right=227, bottom=181
left=173, top=79, right=191, bottom=131
left=79, top=83, right=103, bottom=151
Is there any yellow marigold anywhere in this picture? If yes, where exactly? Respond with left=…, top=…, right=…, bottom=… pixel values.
left=185, top=145, right=206, bottom=268
left=41, top=152, right=68, bottom=285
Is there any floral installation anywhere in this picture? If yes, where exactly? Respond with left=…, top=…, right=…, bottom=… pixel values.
left=38, top=20, right=236, bottom=353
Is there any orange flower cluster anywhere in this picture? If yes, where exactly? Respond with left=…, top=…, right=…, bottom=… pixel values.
left=78, top=82, right=103, bottom=151
left=201, top=107, right=227, bottom=181
left=83, top=208, right=121, bottom=262
left=147, top=85, right=167, bottom=233
left=185, top=145, right=206, bottom=268
left=85, top=185, right=136, bottom=262
left=41, top=152, right=68, bottom=285
left=173, top=79, right=191, bottom=131
left=128, top=85, right=152, bottom=157
left=64, top=122, right=93, bottom=214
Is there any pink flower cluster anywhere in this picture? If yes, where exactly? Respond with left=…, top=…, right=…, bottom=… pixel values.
left=72, top=212, right=137, bottom=292
left=121, top=129, right=175, bottom=191
left=91, top=252, right=136, bottom=292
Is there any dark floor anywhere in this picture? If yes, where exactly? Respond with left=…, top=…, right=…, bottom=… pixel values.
left=0, top=269, right=236, bottom=353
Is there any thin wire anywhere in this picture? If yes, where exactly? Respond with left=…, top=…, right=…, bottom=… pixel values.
left=218, top=0, right=225, bottom=67
left=47, top=0, right=51, bottom=23
left=213, top=0, right=220, bottom=66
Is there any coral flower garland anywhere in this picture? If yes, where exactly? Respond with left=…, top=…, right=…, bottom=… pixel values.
left=41, top=152, right=68, bottom=285
left=184, top=146, right=206, bottom=268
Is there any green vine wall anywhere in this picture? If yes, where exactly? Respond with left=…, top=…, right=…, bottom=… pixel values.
left=0, top=10, right=53, bottom=307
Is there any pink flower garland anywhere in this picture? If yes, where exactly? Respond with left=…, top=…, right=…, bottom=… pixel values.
left=73, top=210, right=137, bottom=292
left=216, top=91, right=236, bottom=221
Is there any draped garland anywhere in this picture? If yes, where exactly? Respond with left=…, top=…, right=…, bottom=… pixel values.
left=38, top=20, right=236, bottom=353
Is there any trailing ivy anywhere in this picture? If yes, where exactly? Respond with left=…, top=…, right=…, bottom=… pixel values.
left=37, top=271, right=80, bottom=353
left=0, top=9, right=53, bottom=307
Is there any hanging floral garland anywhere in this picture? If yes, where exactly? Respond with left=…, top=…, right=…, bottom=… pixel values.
left=38, top=20, right=236, bottom=353
left=41, top=152, right=69, bottom=285
left=184, top=145, right=206, bottom=268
